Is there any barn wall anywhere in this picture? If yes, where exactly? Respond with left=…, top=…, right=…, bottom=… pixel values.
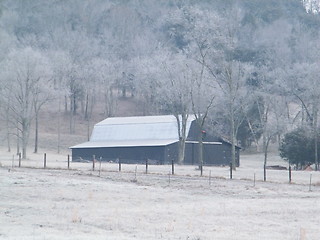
left=187, top=121, right=200, bottom=141
left=72, top=142, right=239, bottom=166
left=184, top=142, right=240, bottom=166
left=72, top=146, right=167, bottom=164
left=164, top=142, right=179, bottom=164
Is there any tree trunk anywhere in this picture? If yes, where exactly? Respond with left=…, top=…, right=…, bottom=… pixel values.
left=57, top=94, right=61, bottom=153
left=178, top=138, right=186, bottom=164
left=264, top=137, right=270, bottom=167
left=87, top=118, right=90, bottom=141
left=229, top=92, right=237, bottom=170
left=176, top=113, right=188, bottom=165
left=198, top=136, right=203, bottom=168
left=6, top=105, right=11, bottom=152
left=313, top=103, right=318, bottom=171
left=104, top=87, right=115, bottom=117
left=70, top=106, right=74, bottom=134
left=64, top=95, right=68, bottom=113
left=70, top=95, right=75, bottom=134
left=34, top=112, right=39, bottom=153
left=7, top=129, right=11, bottom=152
left=21, top=120, right=28, bottom=159
left=16, top=127, right=20, bottom=155
left=73, top=94, right=77, bottom=115
left=85, top=93, right=89, bottom=120
left=231, top=114, right=237, bottom=170
left=226, top=65, right=237, bottom=170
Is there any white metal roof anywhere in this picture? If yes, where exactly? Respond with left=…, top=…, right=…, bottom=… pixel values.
left=90, top=115, right=194, bottom=142
left=70, top=139, right=178, bottom=149
left=185, top=141, right=222, bottom=145
left=95, top=115, right=183, bottom=126
left=71, top=115, right=195, bottom=149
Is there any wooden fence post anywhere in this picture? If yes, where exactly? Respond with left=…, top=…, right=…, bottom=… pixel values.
left=289, top=166, right=292, bottom=183
left=19, top=153, right=21, bottom=168
left=44, top=153, right=47, bottom=169
left=171, top=160, right=174, bottom=175
left=309, top=174, right=312, bottom=191
left=99, top=157, right=102, bottom=176
left=92, top=155, right=95, bottom=171
left=229, top=162, right=233, bottom=179
left=263, top=164, right=266, bottom=182
left=119, top=159, right=121, bottom=172
left=67, top=155, right=70, bottom=170
left=134, top=165, right=137, bottom=181
left=146, top=159, right=148, bottom=174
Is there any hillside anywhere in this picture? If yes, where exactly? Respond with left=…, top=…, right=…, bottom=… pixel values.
left=0, top=0, right=320, bottom=158
left=0, top=95, right=143, bottom=156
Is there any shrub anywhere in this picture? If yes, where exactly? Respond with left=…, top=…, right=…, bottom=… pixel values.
left=279, top=127, right=319, bottom=169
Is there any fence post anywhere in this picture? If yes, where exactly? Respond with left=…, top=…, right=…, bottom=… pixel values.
left=67, top=155, right=70, bottom=170
left=263, top=164, right=266, bottom=182
left=200, top=164, right=203, bottom=177
left=92, top=155, right=95, bottom=171
left=146, top=159, right=148, bottom=174
left=99, top=157, right=102, bottom=177
left=229, top=162, right=233, bottom=179
left=134, top=165, right=138, bottom=181
left=289, top=166, right=292, bottom=183
left=309, top=174, right=312, bottom=191
left=19, top=153, right=21, bottom=168
left=171, top=160, right=174, bottom=175
left=44, top=153, right=47, bottom=169
left=119, top=159, right=121, bottom=172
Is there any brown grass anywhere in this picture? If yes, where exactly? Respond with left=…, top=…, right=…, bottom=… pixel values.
left=0, top=96, right=143, bottom=154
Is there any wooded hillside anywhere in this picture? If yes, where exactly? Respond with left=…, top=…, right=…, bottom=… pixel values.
left=0, top=0, right=319, bottom=158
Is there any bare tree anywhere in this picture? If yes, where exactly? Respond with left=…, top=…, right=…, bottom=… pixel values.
left=189, top=58, right=216, bottom=168
left=33, top=79, right=52, bottom=153
left=161, top=54, right=194, bottom=164
left=1, top=47, right=51, bottom=159
left=49, top=51, right=72, bottom=153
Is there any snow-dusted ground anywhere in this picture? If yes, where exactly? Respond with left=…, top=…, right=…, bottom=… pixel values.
left=1, top=150, right=320, bottom=239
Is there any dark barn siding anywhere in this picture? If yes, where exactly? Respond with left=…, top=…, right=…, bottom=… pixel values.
left=184, top=142, right=240, bottom=166
left=72, top=143, right=178, bottom=164
left=186, top=121, right=240, bottom=166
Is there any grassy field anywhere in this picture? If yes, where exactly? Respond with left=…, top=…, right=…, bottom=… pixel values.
left=1, top=150, right=320, bottom=240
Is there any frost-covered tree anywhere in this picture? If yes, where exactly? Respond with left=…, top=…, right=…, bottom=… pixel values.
left=160, top=53, right=194, bottom=165
left=203, top=3, right=251, bottom=169
left=49, top=51, right=73, bottom=153
left=1, top=47, right=52, bottom=158
left=302, top=0, right=320, bottom=14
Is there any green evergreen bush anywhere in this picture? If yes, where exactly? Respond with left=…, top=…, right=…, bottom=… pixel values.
left=279, top=127, right=319, bottom=169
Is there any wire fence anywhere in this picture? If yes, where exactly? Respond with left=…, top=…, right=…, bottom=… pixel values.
left=1, top=153, right=320, bottom=189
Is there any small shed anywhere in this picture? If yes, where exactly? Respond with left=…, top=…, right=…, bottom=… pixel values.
left=70, top=115, right=240, bottom=166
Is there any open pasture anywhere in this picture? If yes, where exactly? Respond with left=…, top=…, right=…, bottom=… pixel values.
left=1, top=151, right=320, bottom=239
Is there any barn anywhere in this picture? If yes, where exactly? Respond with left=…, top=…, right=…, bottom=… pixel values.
left=70, top=115, right=240, bottom=166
